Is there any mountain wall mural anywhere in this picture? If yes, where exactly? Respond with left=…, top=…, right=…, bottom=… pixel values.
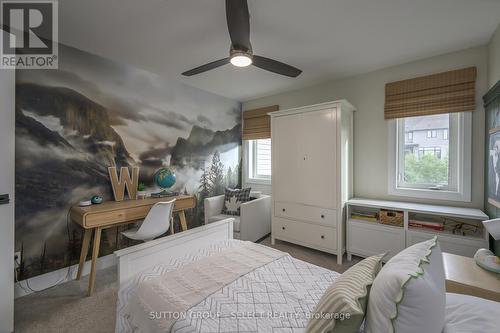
left=15, top=44, right=241, bottom=280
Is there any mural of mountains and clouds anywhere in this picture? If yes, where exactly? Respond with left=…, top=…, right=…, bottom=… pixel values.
left=15, top=44, right=242, bottom=279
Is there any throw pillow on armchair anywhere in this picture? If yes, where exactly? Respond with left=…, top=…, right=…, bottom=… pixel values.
left=221, top=188, right=251, bottom=216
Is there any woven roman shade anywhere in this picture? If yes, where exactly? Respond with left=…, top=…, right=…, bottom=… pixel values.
left=242, top=105, right=279, bottom=140
left=384, top=67, right=477, bottom=119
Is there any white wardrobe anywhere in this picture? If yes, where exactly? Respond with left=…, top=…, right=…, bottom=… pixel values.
left=269, top=100, right=355, bottom=264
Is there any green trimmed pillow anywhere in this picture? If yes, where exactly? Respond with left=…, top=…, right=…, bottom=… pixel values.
left=365, top=236, right=445, bottom=333
left=306, top=253, right=386, bottom=333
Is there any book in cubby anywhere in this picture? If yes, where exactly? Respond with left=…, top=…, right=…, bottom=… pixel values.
left=408, top=212, right=484, bottom=239
left=350, top=208, right=379, bottom=223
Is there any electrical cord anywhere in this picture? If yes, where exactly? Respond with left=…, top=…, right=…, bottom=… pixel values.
left=14, top=259, right=31, bottom=294
left=15, top=207, right=74, bottom=293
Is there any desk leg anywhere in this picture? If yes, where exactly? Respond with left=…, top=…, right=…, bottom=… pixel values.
left=76, top=228, right=92, bottom=280
left=178, top=210, right=188, bottom=231
left=87, top=226, right=102, bottom=296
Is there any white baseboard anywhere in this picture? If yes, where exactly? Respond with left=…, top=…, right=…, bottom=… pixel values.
left=14, top=254, right=116, bottom=298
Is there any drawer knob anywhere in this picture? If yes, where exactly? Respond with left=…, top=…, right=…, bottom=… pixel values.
left=282, top=226, right=286, bottom=230
left=321, top=214, right=325, bottom=218
left=282, top=208, right=286, bottom=212
left=321, top=235, right=325, bottom=239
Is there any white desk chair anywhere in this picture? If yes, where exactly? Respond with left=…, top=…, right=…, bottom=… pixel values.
left=121, top=199, right=176, bottom=242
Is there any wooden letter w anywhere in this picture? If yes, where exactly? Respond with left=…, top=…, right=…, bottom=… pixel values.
left=108, top=166, right=139, bottom=201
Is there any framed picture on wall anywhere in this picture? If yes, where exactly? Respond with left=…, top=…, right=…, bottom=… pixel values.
left=488, top=126, right=500, bottom=208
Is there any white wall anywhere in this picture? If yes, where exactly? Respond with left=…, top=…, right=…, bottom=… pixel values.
left=0, top=67, right=15, bottom=332
left=488, top=23, right=500, bottom=88
left=243, top=46, right=488, bottom=209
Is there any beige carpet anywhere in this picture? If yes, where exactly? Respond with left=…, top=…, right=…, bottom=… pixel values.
left=14, top=267, right=117, bottom=333
left=14, top=237, right=360, bottom=333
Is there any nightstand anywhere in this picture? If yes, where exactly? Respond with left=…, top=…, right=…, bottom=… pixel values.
left=443, top=252, right=500, bottom=302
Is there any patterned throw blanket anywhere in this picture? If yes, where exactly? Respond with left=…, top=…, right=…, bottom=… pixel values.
left=124, top=242, right=286, bottom=332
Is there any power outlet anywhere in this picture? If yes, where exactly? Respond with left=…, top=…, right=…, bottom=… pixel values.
left=14, top=251, right=21, bottom=269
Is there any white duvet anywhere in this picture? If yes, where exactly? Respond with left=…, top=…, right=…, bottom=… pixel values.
left=125, top=242, right=286, bottom=332
left=116, top=240, right=500, bottom=333
left=116, top=240, right=340, bottom=333
left=444, top=293, right=500, bottom=333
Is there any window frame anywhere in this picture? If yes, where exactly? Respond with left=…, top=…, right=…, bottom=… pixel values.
left=388, top=112, right=472, bottom=202
left=243, top=139, right=272, bottom=185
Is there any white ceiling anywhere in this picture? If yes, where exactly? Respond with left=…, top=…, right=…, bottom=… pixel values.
left=58, top=0, right=500, bottom=101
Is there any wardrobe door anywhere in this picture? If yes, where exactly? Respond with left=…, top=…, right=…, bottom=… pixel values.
left=301, top=108, right=338, bottom=208
left=273, top=113, right=306, bottom=204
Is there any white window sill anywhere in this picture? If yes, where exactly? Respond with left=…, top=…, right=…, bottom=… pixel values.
left=388, top=186, right=471, bottom=202
left=245, top=178, right=271, bottom=185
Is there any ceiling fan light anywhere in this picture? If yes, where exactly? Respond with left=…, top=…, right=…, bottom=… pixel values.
left=230, top=54, right=252, bottom=67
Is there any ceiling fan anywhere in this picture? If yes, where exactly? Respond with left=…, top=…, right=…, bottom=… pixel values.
left=182, top=0, right=302, bottom=78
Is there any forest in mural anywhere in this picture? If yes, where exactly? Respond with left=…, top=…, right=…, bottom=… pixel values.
left=15, top=44, right=241, bottom=280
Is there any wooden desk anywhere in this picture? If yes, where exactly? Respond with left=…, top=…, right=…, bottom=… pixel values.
left=70, top=195, right=196, bottom=296
left=443, top=252, right=500, bottom=302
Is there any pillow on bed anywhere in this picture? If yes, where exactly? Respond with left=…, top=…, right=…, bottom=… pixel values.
left=365, top=236, right=445, bottom=333
left=306, top=253, right=385, bottom=333
left=221, top=188, right=251, bottom=216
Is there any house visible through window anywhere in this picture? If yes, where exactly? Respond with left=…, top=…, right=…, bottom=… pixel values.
left=400, top=113, right=453, bottom=190
left=418, top=147, right=442, bottom=159
left=426, top=130, right=437, bottom=138
left=248, top=139, right=271, bottom=180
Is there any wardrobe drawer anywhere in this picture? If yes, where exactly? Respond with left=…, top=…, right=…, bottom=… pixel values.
left=273, top=217, right=337, bottom=251
left=275, top=202, right=337, bottom=226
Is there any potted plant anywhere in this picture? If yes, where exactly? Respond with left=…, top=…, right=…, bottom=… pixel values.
left=137, top=182, right=148, bottom=199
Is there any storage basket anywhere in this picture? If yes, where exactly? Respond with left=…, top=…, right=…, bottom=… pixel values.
left=380, top=209, right=404, bottom=227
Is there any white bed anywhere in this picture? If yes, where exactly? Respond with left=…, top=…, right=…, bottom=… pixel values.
left=115, top=219, right=500, bottom=333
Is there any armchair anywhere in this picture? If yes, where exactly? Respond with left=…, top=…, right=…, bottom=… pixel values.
left=204, top=194, right=271, bottom=242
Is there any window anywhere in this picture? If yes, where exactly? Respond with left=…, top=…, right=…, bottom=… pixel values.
left=407, top=131, right=413, bottom=141
left=401, top=114, right=452, bottom=190
left=247, top=139, right=271, bottom=181
left=388, top=112, right=471, bottom=201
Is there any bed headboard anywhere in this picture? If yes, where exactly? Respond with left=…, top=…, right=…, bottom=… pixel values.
left=114, top=218, right=234, bottom=285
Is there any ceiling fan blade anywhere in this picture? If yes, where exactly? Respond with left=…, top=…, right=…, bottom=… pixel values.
left=252, top=55, right=302, bottom=77
left=225, top=0, right=251, bottom=51
left=182, top=58, right=230, bottom=76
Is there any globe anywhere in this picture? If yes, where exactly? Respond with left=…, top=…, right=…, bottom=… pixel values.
left=154, top=167, right=176, bottom=190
